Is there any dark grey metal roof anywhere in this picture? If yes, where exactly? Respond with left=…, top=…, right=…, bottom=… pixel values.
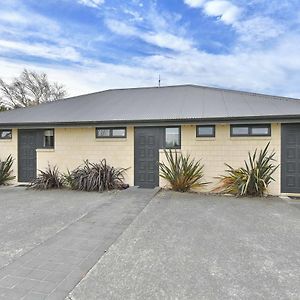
left=1, top=84, right=300, bottom=126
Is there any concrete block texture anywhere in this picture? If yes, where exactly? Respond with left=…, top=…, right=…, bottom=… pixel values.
left=160, top=124, right=281, bottom=195
left=0, top=123, right=281, bottom=193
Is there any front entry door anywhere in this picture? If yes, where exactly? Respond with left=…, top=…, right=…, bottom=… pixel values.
left=18, top=129, right=44, bottom=182
left=281, top=124, right=300, bottom=193
left=134, top=127, right=164, bottom=188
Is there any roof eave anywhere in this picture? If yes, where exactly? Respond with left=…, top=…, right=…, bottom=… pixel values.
left=1, top=114, right=300, bottom=128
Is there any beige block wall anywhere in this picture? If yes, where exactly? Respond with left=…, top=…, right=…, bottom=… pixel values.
left=37, top=127, right=134, bottom=185
left=0, top=129, right=18, bottom=183
left=160, top=123, right=281, bottom=195
left=0, top=124, right=282, bottom=194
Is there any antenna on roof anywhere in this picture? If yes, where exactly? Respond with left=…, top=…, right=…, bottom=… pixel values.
left=158, top=74, right=161, bottom=87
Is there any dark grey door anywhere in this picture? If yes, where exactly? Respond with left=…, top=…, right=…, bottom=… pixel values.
left=281, top=124, right=300, bottom=193
left=18, top=129, right=44, bottom=182
left=134, top=127, right=164, bottom=188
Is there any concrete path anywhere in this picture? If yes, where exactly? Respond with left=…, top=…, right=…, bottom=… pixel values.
left=70, top=191, right=300, bottom=300
left=0, top=187, right=106, bottom=269
left=0, top=187, right=157, bottom=300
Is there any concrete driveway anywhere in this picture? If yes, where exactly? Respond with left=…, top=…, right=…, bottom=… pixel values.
left=70, top=191, right=300, bottom=300
left=0, top=187, right=107, bottom=269
left=0, top=187, right=157, bottom=300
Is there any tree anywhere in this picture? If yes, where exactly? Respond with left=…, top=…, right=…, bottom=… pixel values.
left=0, top=105, right=7, bottom=112
left=0, top=69, right=67, bottom=109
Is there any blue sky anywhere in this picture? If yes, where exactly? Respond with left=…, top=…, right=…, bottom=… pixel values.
left=0, top=0, right=300, bottom=98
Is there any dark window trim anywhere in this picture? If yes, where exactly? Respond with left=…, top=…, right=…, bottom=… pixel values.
left=0, top=129, right=12, bottom=140
left=96, top=127, right=127, bottom=138
left=164, top=126, right=181, bottom=149
left=230, top=124, right=271, bottom=137
left=196, top=125, right=215, bottom=137
left=43, top=128, right=55, bottom=149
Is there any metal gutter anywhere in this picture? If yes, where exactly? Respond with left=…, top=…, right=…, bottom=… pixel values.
left=1, top=115, right=300, bottom=128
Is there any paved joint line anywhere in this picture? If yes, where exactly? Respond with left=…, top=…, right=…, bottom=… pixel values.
left=0, top=207, right=102, bottom=273
left=67, top=188, right=162, bottom=298
left=0, top=189, right=156, bottom=300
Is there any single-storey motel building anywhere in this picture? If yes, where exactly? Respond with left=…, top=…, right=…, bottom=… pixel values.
left=1, top=85, right=300, bottom=195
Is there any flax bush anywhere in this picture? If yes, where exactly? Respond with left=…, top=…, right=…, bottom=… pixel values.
left=0, top=155, right=15, bottom=185
left=30, top=165, right=63, bottom=189
left=63, top=159, right=128, bottom=192
left=159, top=150, right=207, bottom=192
left=214, top=143, right=278, bottom=197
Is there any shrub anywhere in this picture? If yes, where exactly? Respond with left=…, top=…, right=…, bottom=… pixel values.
left=159, top=149, right=207, bottom=192
left=0, top=155, right=15, bottom=185
left=63, top=159, right=128, bottom=192
left=214, top=142, right=278, bottom=197
left=63, top=169, right=77, bottom=190
left=30, top=165, right=63, bottom=190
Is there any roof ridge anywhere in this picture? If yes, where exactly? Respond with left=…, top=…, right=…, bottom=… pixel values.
left=63, top=84, right=300, bottom=103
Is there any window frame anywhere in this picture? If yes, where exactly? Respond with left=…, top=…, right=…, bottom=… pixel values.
left=96, top=127, right=127, bottom=139
left=0, top=129, right=12, bottom=140
left=196, top=125, right=215, bottom=138
left=164, top=126, right=181, bottom=149
left=230, top=124, right=271, bottom=137
left=43, top=128, right=55, bottom=149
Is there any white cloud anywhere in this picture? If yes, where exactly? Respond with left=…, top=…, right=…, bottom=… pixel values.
left=0, top=7, right=62, bottom=51
left=106, top=19, right=194, bottom=52
left=77, top=0, right=104, bottom=8
left=0, top=6, right=60, bottom=33
left=2, top=32, right=300, bottom=99
left=183, top=0, right=241, bottom=25
left=123, top=9, right=144, bottom=22
left=105, top=19, right=138, bottom=36
left=0, top=57, right=156, bottom=97
left=184, top=0, right=206, bottom=8
left=135, top=32, right=300, bottom=98
left=0, top=0, right=299, bottom=101
left=203, top=1, right=241, bottom=25
left=0, top=11, right=27, bottom=24
left=235, top=16, right=285, bottom=43
left=0, top=4, right=89, bottom=62
left=143, top=32, right=193, bottom=52
left=105, top=2, right=194, bottom=52
left=183, top=0, right=285, bottom=45
left=0, top=40, right=80, bottom=62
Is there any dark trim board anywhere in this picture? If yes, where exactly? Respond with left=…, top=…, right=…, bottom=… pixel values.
left=2, top=115, right=300, bottom=128
left=281, top=123, right=300, bottom=193
left=134, top=127, right=164, bottom=188
left=18, top=129, right=44, bottom=182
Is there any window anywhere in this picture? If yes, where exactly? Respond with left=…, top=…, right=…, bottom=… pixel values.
left=165, top=127, right=181, bottom=148
left=44, top=129, right=54, bottom=148
left=0, top=129, right=12, bottom=140
left=96, top=127, right=126, bottom=138
left=231, top=124, right=271, bottom=137
left=196, top=125, right=215, bottom=137
left=231, top=126, right=249, bottom=136
left=251, top=127, right=270, bottom=136
left=97, top=129, right=110, bottom=137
